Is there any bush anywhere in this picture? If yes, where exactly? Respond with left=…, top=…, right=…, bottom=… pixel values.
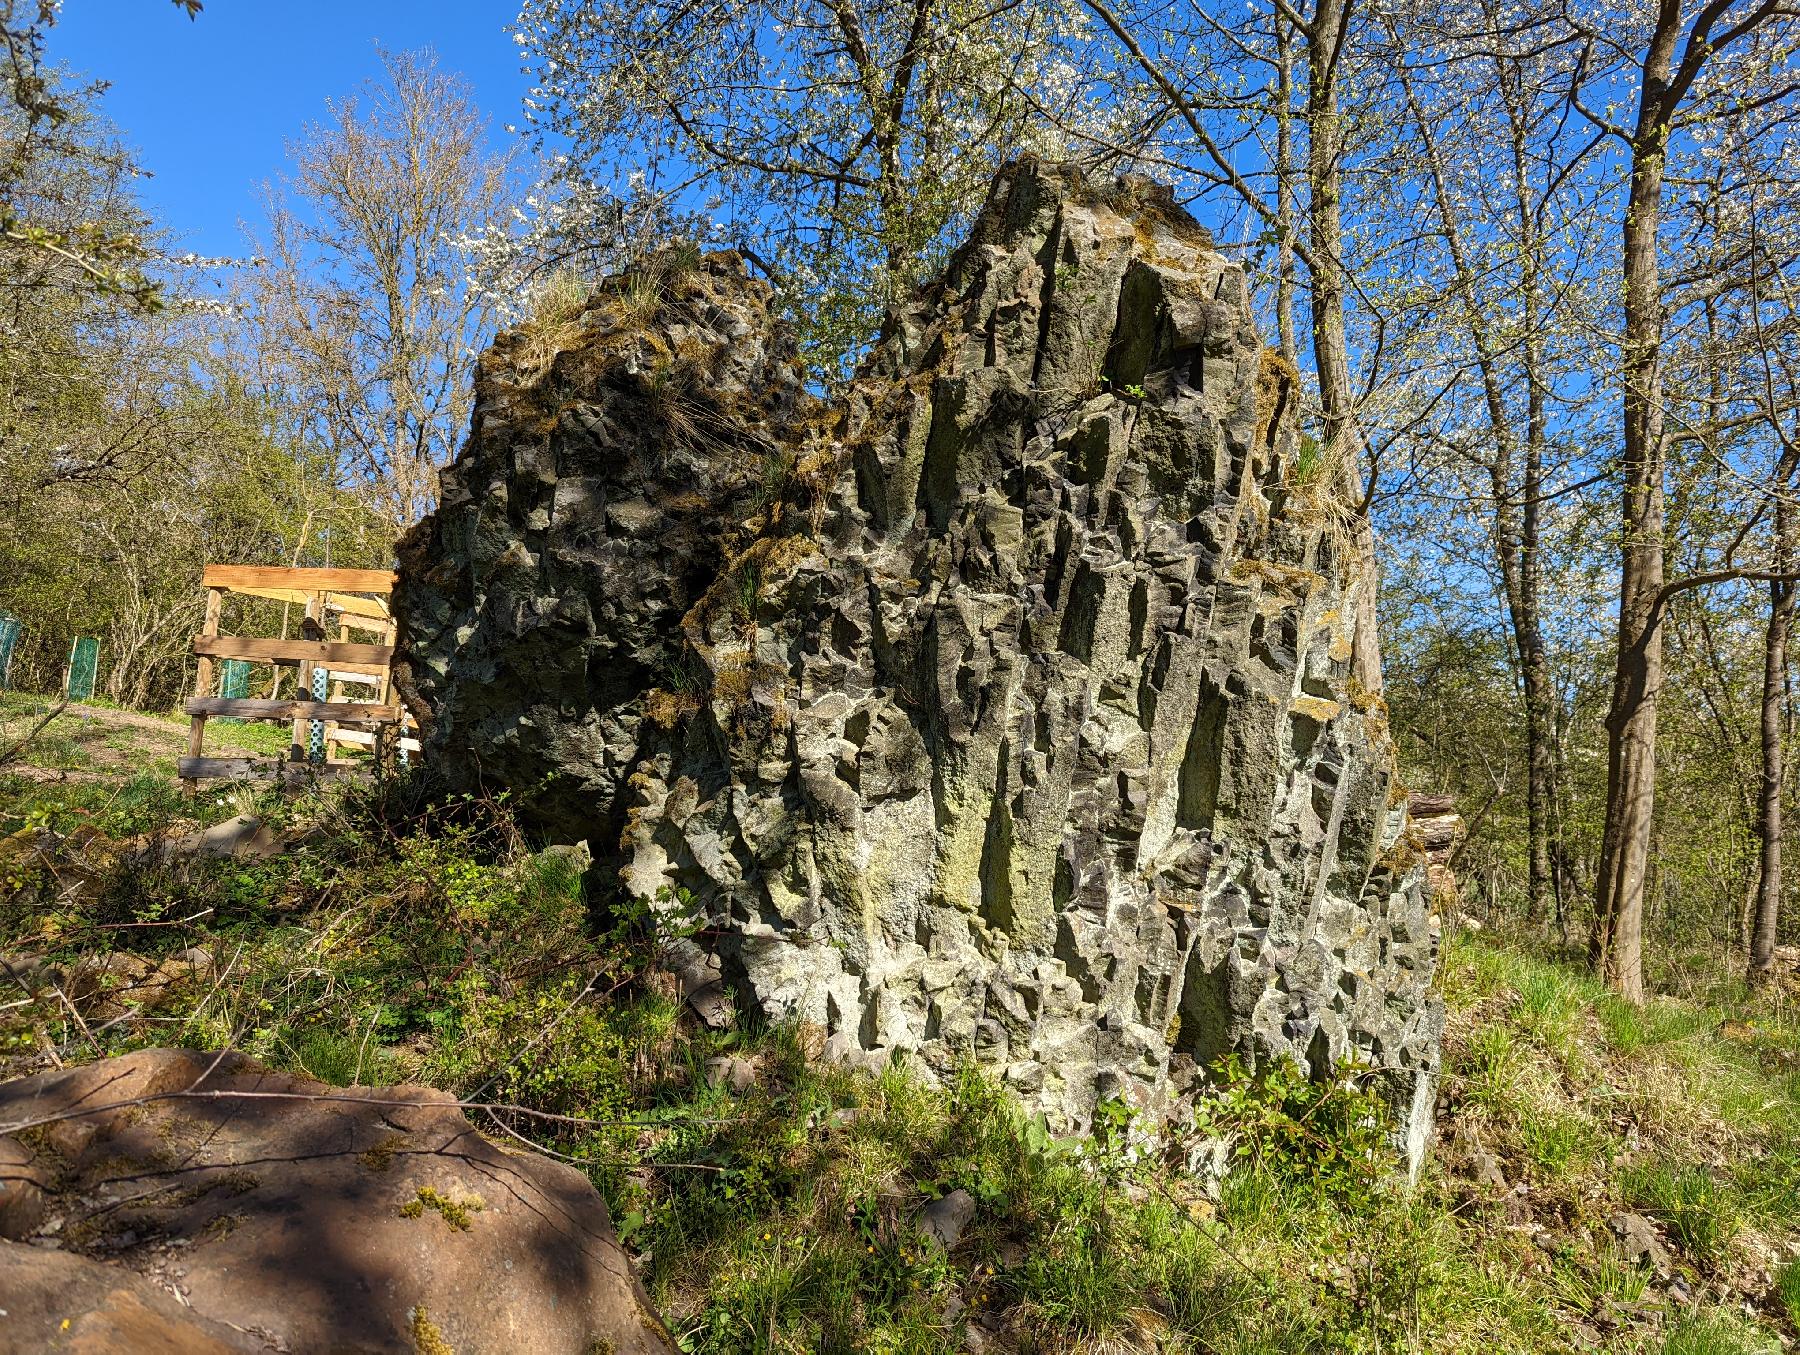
left=1192, top=1054, right=1394, bottom=1210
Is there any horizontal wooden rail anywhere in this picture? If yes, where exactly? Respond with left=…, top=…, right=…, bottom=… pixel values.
left=227, top=585, right=392, bottom=621
left=193, top=635, right=393, bottom=667
left=185, top=697, right=402, bottom=723
left=178, top=756, right=357, bottom=783
left=203, top=565, right=397, bottom=594
left=328, top=729, right=421, bottom=752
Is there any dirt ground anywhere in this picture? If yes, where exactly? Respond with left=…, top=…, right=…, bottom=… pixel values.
left=0, top=699, right=281, bottom=784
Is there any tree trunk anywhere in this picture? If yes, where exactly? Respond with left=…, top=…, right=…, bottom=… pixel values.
left=1305, top=0, right=1383, bottom=693
left=1274, top=10, right=1298, bottom=370
left=1512, top=114, right=1556, bottom=925
left=1591, top=62, right=1677, bottom=1004
left=1396, top=38, right=1564, bottom=921
left=1751, top=493, right=1795, bottom=981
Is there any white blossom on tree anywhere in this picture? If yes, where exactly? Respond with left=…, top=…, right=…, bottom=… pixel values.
left=505, top=0, right=1102, bottom=368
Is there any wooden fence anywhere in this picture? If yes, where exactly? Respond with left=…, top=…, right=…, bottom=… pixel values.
left=178, top=565, right=417, bottom=787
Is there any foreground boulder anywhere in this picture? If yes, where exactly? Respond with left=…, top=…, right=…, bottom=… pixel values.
left=396, top=160, right=1443, bottom=1166
left=0, top=1244, right=257, bottom=1354
left=0, top=1048, right=675, bottom=1355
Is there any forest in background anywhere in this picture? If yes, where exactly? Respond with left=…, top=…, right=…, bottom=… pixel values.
left=2, top=0, right=1799, bottom=1009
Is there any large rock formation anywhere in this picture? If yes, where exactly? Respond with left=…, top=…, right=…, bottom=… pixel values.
left=396, top=161, right=1443, bottom=1167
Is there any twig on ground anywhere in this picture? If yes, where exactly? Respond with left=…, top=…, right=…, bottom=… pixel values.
left=1, top=952, right=99, bottom=1057
left=84, top=908, right=216, bottom=931
left=180, top=940, right=244, bottom=1038
left=0, top=1077, right=747, bottom=1138
left=0, top=698, right=69, bottom=765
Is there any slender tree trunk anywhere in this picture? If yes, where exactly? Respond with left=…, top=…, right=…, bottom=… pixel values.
left=1518, top=547, right=1556, bottom=921
left=1751, top=493, right=1796, bottom=981
left=1305, top=0, right=1383, bottom=693
left=1305, top=0, right=1352, bottom=464
left=1591, top=87, right=1675, bottom=1005
left=1512, top=90, right=1557, bottom=923
left=1275, top=11, right=1298, bottom=370
left=1394, top=36, right=1564, bottom=919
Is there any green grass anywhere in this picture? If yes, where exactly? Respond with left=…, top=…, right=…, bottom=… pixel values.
left=4, top=774, right=1800, bottom=1353
left=1622, top=1163, right=1740, bottom=1265
left=1664, top=1310, right=1779, bottom=1355
left=213, top=718, right=294, bottom=757
left=1776, top=1260, right=1800, bottom=1327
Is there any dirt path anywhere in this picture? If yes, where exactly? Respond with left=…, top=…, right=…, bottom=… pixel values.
left=3, top=701, right=276, bottom=783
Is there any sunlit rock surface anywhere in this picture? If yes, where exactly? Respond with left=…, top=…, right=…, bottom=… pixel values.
left=395, top=161, right=1444, bottom=1169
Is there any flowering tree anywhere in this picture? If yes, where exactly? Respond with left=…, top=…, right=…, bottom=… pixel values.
left=0, top=0, right=201, bottom=302
left=510, top=0, right=1095, bottom=367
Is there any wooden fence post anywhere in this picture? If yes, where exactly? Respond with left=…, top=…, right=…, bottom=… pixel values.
left=183, top=587, right=223, bottom=793
left=290, top=593, right=321, bottom=762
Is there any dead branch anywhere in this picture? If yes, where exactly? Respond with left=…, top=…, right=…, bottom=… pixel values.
left=0, top=698, right=69, bottom=766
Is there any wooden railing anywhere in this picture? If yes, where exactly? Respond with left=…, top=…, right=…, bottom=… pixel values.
left=179, top=564, right=416, bottom=787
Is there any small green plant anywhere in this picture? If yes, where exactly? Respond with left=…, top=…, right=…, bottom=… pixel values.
left=1547, top=1241, right=1652, bottom=1314
left=1624, top=1162, right=1740, bottom=1265
left=1518, top=1110, right=1597, bottom=1176
left=1776, top=1260, right=1800, bottom=1327
left=1191, top=1054, right=1391, bottom=1209
left=1664, top=1309, right=1780, bottom=1355
left=1596, top=993, right=1651, bottom=1053
left=525, top=266, right=589, bottom=328
left=1511, top=965, right=1584, bottom=1054
left=732, top=560, right=763, bottom=623
left=1460, top=1024, right=1523, bottom=1116
left=748, top=446, right=791, bottom=513
left=1291, top=432, right=1325, bottom=488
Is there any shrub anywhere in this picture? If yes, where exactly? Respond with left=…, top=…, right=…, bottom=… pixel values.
left=1191, top=1054, right=1393, bottom=1210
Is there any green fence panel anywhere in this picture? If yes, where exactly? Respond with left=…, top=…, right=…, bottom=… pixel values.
left=0, top=612, right=18, bottom=690
left=218, top=658, right=250, bottom=722
left=66, top=635, right=99, bottom=702
left=220, top=659, right=250, bottom=699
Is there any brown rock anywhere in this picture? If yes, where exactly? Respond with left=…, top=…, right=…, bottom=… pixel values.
left=0, top=1048, right=676, bottom=1355
left=65, top=952, right=194, bottom=1023
left=0, top=1135, right=46, bottom=1240
left=1407, top=792, right=1466, bottom=907
left=1609, top=1211, right=1672, bottom=1278
left=702, top=1055, right=756, bottom=1094
left=1470, top=1147, right=1507, bottom=1191
left=160, top=814, right=283, bottom=862
left=0, top=1242, right=258, bottom=1354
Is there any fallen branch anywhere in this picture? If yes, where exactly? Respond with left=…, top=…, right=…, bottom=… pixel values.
left=0, top=1077, right=746, bottom=1139
left=0, top=698, right=69, bottom=766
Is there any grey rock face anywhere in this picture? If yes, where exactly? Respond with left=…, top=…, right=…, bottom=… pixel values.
left=394, top=254, right=806, bottom=844
left=395, top=162, right=1443, bottom=1168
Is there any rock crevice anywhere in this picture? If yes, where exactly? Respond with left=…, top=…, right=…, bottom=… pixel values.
left=395, top=161, right=1444, bottom=1166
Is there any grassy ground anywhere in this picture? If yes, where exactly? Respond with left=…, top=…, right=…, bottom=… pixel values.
left=2, top=703, right=1798, bottom=1353
left=0, top=690, right=290, bottom=782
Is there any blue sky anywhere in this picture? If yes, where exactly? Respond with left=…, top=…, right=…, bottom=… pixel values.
left=54, top=2, right=528, bottom=259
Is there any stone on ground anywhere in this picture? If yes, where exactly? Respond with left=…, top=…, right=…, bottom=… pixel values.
left=0, top=1048, right=675, bottom=1355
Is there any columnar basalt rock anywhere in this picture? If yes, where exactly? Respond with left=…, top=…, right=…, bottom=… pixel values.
left=395, top=162, right=1444, bottom=1169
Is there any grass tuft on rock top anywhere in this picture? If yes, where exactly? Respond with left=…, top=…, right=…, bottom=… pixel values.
left=3, top=737, right=1800, bottom=1352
